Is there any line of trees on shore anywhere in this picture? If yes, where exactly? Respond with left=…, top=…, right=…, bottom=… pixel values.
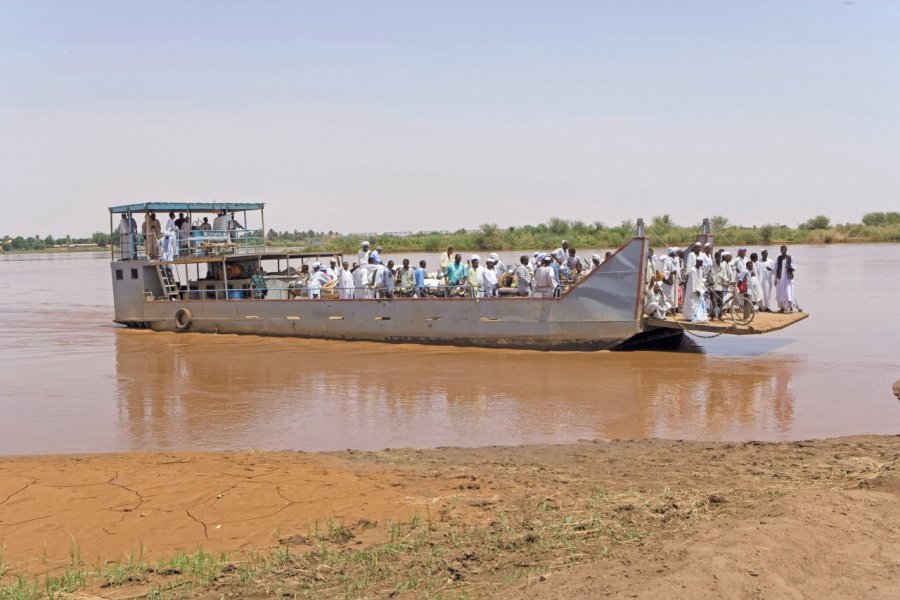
left=3, top=212, right=899, bottom=253
left=274, top=212, right=900, bottom=253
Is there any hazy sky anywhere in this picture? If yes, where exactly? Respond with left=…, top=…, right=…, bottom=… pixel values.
left=1, top=1, right=898, bottom=237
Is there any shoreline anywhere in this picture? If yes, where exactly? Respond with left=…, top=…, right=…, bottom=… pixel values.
left=1, top=435, right=898, bottom=598
left=2, top=237, right=900, bottom=257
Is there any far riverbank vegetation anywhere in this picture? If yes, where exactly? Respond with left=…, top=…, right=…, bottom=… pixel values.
left=2, top=212, right=899, bottom=254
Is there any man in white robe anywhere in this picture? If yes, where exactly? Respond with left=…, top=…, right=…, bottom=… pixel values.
left=338, top=261, right=354, bottom=299
left=682, top=256, right=708, bottom=322
left=118, top=214, right=135, bottom=259
left=481, top=259, right=499, bottom=297
left=660, top=248, right=678, bottom=312
left=532, top=256, right=558, bottom=298
left=358, top=242, right=370, bottom=268
left=757, top=249, right=775, bottom=311
left=352, top=263, right=368, bottom=299
left=701, top=243, right=714, bottom=279
left=212, top=210, right=227, bottom=235
left=644, top=282, right=670, bottom=320
left=775, top=245, right=797, bottom=312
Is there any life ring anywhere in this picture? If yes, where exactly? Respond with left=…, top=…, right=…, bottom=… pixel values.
left=174, top=307, right=193, bottom=331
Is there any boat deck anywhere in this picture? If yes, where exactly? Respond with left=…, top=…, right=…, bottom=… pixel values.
left=646, top=311, right=808, bottom=336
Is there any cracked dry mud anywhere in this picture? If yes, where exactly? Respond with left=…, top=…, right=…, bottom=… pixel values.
left=0, top=436, right=898, bottom=599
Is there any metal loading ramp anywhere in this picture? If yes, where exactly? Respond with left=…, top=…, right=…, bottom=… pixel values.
left=645, top=311, right=809, bottom=336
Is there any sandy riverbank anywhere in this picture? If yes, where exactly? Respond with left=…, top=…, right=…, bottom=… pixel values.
left=1, top=436, right=898, bottom=598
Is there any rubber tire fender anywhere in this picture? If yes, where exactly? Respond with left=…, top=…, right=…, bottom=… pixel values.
left=174, top=307, right=193, bottom=331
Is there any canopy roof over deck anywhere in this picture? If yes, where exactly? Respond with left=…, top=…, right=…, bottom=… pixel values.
left=109, top=202, right=265, bottom=214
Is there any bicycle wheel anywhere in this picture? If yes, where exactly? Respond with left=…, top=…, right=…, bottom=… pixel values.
left=729, top=296, right=755, bottom=326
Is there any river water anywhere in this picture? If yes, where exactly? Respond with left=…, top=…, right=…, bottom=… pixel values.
left=0, top=245, right=898, bottom=455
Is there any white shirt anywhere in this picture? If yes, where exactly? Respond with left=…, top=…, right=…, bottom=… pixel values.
left=481, top=267, right=498, bottom=289
left=533, top=265, right=558, bottom=292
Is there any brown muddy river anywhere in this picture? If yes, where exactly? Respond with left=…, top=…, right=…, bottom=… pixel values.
left=1, top=244, right=898, bottom=455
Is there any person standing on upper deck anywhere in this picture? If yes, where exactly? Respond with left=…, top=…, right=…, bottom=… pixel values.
left=227, top=213, right=244, bottom=241
left=757, top=249, right=775, bottom=311
left=212, top=210, right=227, bottom=233
left=143, top=213, right=161, bottom=258
left=118, top=213, right=136, bottom=259
left=179, top=214, right=192, bottom=251
left=533, top=255, right=558, bottom=298
left=199, top=217, right=212, bottom=231
left=775, top=245, right=797, bottom=313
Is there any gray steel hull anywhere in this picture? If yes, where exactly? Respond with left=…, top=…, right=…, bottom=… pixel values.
left=113, top=237, right=652, bottom=351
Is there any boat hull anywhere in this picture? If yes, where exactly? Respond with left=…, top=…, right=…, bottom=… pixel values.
left=113, top=237, right=651, bottom=351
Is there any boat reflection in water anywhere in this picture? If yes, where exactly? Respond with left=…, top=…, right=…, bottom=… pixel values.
left=115, top=328, right=800, bottom=452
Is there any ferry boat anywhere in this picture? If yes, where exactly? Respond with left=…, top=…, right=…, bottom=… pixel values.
left=108, top=203, right=805, bottom=350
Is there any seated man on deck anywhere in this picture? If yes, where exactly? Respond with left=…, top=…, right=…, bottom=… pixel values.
left=644, top=281, right=669, bottom=320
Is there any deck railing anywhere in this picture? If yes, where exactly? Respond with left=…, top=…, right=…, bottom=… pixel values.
left=113, top=229, right=265, bottom=261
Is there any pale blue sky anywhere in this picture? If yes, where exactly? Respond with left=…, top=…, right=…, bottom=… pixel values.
left=1, top=1, right=897, bottom=237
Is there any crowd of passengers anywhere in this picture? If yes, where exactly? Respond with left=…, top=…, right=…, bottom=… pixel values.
left=271, top=240, right=614, bottom=300
left=643, top=242, right=799, bottom=323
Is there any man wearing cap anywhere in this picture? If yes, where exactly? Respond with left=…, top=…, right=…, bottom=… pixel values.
left=733, top=247, right=747, bottom=275
left=591, top=254, right=602, bottom=270
left=307, top=263, right=330, bottom=299
left=325, top=258, right=337, bottom=280
left=488, top=253, right=506, bottom=275
left=367, top=253, right=387, bottom=299
left=481, top=257, right=499, bottom=297
left=533, top=255, right=558, bottom=298
left=358, top=242, right=370, bottom=268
